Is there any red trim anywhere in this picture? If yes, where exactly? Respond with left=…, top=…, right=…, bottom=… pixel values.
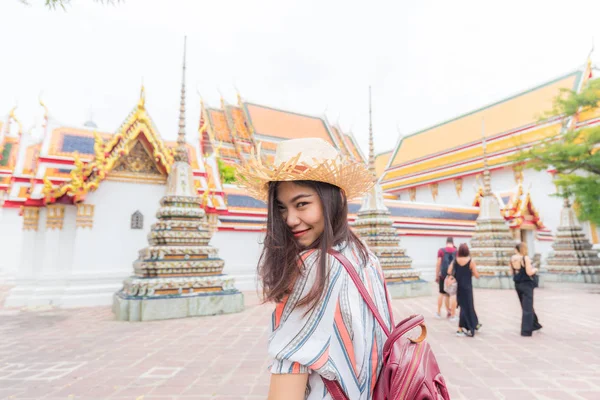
left=38, top=157, right=76, bottom=166
left=399, top=232, right=473, bottom=237
left=385, top=141, right=540, bottom=191
left=217, top=226, right=266, bottom=232
left=389, top=164, right=508, bottom=194
left=192, top=171, right=207, bottom=177
left=2, top=200, right=24, bottom=208
left=11, top=176, right=32, bottom=183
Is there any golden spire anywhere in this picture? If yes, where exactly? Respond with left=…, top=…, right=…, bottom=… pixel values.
left=173, top=36, right=189, bottom=164
left=368, top=86, right=375, bottom=177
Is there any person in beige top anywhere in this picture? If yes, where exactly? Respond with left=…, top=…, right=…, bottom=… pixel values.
left=509, top=242, right=542, bottom=336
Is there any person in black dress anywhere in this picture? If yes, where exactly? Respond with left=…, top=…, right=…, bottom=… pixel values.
left=510, top=242, right=542, bottom=337
left=447, top=243, right=481, bottom=337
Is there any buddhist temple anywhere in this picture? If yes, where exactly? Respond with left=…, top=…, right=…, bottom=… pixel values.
left=3, top=55, right=600, bottom=310
left=378, top=61, right=600, bottom=263
left=199, top=93, right=364, bottom=165
left=113, top=39, right=243, bottom=321
left=352, top=89, right=428, bottom=297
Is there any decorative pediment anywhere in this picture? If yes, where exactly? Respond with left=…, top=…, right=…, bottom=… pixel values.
left=109, top=139, right=167, bottom=184
left=43, top=88, right=174, bottom=204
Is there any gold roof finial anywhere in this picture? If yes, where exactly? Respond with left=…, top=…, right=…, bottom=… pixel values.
left=368, top=86, right=376, bottom=177
left=9, top=106, right=23, bottom=137
left=138, top=83, right=146, bottom=110
left=174, top=36, right=189, bottom=164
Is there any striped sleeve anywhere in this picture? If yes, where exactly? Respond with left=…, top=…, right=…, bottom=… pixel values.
left=268, top=251, right=344, bottom=375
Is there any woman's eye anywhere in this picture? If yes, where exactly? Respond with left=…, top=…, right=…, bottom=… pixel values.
left=296, top=202, right=308, bottom=208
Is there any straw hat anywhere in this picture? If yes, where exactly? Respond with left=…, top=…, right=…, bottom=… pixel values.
left=235, top=138, right=375, bottom=202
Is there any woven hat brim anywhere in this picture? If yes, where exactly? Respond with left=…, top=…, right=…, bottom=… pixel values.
left=235, top=152, right=375, bottom=203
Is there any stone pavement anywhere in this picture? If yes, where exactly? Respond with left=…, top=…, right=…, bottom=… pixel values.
left=0, top=282, right=599, bottom=400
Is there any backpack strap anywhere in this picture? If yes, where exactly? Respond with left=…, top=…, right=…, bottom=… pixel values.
left=329, top=250, right=393, bottom=336
left=322, top=249, right=393, bottom=400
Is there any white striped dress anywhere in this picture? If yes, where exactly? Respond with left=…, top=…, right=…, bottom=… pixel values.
left=268, top=242, right=393, bottom=399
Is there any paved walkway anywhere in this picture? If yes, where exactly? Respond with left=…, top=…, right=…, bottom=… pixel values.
left=0, top=282, right=599, bottom=400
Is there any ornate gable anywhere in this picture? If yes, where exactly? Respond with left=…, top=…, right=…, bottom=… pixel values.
left=42, top=88, right=174, bottom=204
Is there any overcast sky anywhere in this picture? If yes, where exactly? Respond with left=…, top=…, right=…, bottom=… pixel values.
left=2, top=0, right=600, bottom=157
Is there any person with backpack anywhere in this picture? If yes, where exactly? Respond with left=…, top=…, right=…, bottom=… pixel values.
left=447, top=243, right=481, bottom=337
left=510, top=242, right=542, bottom=337
left=435, top=237, right=457, bottom=320
left=236, top=138, right=450, bottom=400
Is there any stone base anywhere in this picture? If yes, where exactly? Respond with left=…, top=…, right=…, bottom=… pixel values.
left=541, top=271, right=600, bottom=284
left=472, top=275, right=516, bottom=290
left=113, top=290, right=245, bottom=321
left=4, top=272, right=126, bottom=308
left=387, top=280, right=432, bottom=298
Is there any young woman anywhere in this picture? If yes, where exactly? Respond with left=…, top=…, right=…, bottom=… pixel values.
left=510, top=242, right=542, bottom=336
left=236, top=138, right=393, bottom=400
left=447, top=243, right=480, bottom=337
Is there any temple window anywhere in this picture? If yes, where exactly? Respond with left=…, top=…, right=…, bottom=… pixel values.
left=131, top=211, right=144, bottom=229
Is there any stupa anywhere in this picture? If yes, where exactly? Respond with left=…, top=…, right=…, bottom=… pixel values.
left=469, top=121, right=517, bottom=289
left=543, top=197, right=600, bottom=283
left=113, top=39, right=244, bottom=321
left=352, top=88, right=429, bottom=297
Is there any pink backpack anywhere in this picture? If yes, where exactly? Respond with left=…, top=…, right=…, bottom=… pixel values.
left=324, top=251, right=451, bottom=400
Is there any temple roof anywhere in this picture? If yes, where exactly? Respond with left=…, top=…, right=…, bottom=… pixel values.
left=2, top=89, right=225, bottom=212
left=381, top=69, right=585, bottom=192
left=472, top=182, right=545, bottom=230
left=375, top=150, right=392, bottom=179
left=200, top=97, right=365, bottom=166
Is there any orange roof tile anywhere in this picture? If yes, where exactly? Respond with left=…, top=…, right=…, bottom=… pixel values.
left=375, top=151, right=392, bottom=179
left=244, top=103, right=333, bottom=143
left=208, top=110, right=231, bottom=143
left=389, top=71, right=580, bottom=168
left=381, top=71, right=582, bottom=190
left=229, top=107, right=251, bottom=139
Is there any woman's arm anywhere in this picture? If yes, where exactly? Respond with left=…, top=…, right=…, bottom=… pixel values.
left=470, top=259, right=480, bottom=279
left=524, top=256, right=537, bottom=276
left=268, top=373, right=308, bottom=400
left=447, top=261, right=454, bottom=276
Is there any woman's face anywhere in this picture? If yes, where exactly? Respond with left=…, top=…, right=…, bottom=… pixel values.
left=276, top=182, right=325, bottom=248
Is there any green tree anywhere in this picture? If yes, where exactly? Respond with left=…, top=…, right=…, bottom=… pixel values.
left=515, top=78, right=600, bottom=225
left=217, top=158, right=237, bottom=184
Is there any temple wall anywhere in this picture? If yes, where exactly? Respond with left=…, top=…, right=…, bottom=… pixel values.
left=0, top=207, right=22, bottom=283
left=83, top=180, right=164, bottom=278
left=210, top=230, right=264, bottom=291
left=400, top=235, right=449, bottom=281
left=391, top=166, right=564, bottom=261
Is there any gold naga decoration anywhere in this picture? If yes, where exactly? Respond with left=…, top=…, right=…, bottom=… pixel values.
left=408, top=187, right=416, bottom=202
left=454, top=178, right=463, bottom=197
left=430, top=183, right=439, bottom=201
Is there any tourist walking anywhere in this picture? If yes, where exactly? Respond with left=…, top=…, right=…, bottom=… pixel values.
left=435, top=237, right=457, bottom=319
left=510, top=242, right=542, bottom=337
left=447, top=243, right=480, bottom=337
left=236, top=138, right=393, bottom=400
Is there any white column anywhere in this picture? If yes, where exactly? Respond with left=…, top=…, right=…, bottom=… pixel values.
left=63, top=203, right=120, bottom=307
left=4, top=207, right=43, bottom=307
left=29, top=205, right=67, bottom=306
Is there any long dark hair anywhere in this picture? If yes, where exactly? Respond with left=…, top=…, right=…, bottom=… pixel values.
left=258, top=180, right=368, bottom=310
